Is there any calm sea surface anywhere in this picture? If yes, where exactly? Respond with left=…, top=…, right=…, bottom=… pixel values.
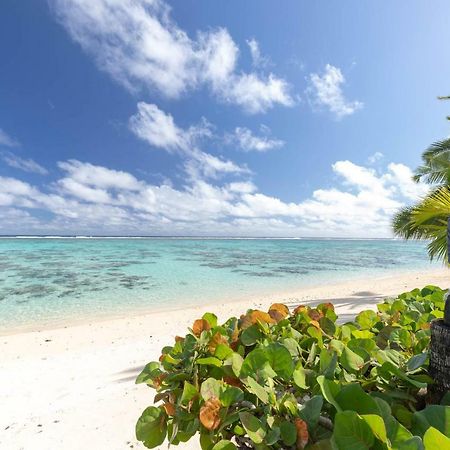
left=0, top=238, right=438, bottom=331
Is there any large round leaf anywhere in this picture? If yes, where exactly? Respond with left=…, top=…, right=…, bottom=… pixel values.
left=136, top=406, right=167, bottom=449
left=239, top=412, right=266, bottom=444
left=333, top=411, right=375, bottom=450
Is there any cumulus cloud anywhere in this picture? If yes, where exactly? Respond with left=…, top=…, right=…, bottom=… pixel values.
left=307, top=64, right=363, bottom=119
left=0, top=128, right=20, bottom=147
left=229, top=126, right=284, bottom=152
left=246, top=38, right=269, bottom=68
left=1, top=151, right=48, bottom=175
left=50, top=0, right=293, bottom=113
left=129, top=102, right=248, bottom=178
left=0, top=158, right=428, bottom=237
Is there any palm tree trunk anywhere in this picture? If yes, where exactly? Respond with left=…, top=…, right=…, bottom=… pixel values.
left=429, top=218, right=450, bottom=401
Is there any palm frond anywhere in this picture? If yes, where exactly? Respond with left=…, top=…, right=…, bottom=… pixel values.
left=413, top=138, right=450, bottom=185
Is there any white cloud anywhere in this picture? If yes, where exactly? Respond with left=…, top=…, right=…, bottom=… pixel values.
left=1, top=151, right=48, bottom=175
left=368, top=151, right=384, bottom=164
left=384, top=162, right=429, bottom=201
left=246, top=38, right=269, bottom=68
left=50, top=0, right=293, bottom=113
left=0, top=128, right=19, bottom=147
left=230, top=127, right=284, bottom=152
left=0, top=158, right=429, bottom=237
left=307, top=64, right=363, bottom=119
left=58, top=159, right=142, bottom=190
left=129, top=102, right=247, bottom=178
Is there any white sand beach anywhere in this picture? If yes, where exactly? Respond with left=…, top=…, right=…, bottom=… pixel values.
left=0, top=268, right=448, bottom=450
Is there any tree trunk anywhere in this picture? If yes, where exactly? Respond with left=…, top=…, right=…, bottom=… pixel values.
left=429, top=318, right=450, bottom=401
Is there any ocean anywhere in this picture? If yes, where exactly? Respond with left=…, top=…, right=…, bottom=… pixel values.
left=0, top=237, right=439, bottom=331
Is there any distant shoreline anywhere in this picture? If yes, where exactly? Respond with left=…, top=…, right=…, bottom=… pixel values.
left=0, top=235, right=407, bottom=240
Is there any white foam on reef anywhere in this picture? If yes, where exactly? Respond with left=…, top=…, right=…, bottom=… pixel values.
left=1, top=235, right=400, bottom=241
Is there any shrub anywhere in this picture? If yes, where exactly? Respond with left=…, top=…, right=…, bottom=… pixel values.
left=136, top=286, right=450, bottom=449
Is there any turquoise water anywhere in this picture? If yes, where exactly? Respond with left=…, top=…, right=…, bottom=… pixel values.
left=0, top=238, right=439, bottom=331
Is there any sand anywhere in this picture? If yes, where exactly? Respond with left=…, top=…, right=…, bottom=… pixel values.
left=0, top=268, right=448, bottom=450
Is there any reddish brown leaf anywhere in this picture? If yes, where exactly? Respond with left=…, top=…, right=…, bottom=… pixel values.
left=153, top=373, right=167, bottom=389
left=293, top=305, right=307, bottom=315
left=208, top=332, right=229, bottom=353
left=294, top=418, right=309, bottom=449
left=269, top=303, right=289, bottom=318
left=240, top=310, right=276, bottom=329
left=199, top=397, right=222, bottom=430
left=163, top=402, right=176, bottom=416
left=308, top=309, right=323, bottom=321
left=192, top=319, right=211, bottom=336
left=317, top=302, right=335, bottom=313
left=154, top=392, right=169, bottom=403
left=223, top=376, right=243, bottom=388
left=175, top=335, right=185, bottom=343
left=230, top=323, right=240, bottom=349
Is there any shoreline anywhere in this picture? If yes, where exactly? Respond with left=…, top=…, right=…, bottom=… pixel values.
left=1, top=266, right=446, bottom=337
left=0, top=268, right=448, bottom=450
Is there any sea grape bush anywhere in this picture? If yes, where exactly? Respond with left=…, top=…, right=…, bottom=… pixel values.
left=136, top=286, right=450, bottom=449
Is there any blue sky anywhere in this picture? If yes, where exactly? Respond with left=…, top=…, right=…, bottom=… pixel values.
left=0, top=0, right=449, bottom=236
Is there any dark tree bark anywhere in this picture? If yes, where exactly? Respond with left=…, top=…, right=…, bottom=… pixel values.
left=429, top=319, right=450, bottom=402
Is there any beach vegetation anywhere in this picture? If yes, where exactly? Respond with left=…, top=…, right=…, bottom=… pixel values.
left=136, top=285, right=449, bottom=449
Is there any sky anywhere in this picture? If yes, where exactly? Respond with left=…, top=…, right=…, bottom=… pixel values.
left=0, top=0, right=449, bottom=237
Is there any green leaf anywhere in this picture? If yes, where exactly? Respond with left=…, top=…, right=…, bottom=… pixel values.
left=265, top=426, right=281, bottom=445
left=293, top=365, right=308, bottom=389
left=135, top=362, right=161, bottom=384
left=202, top=312, right=218, bottom=328
left=356, top=310, right=379, bottom=330
left=215, top=343, right=233, bottom=360
left=245, top=377, right=269, bottom=403
left=220, top=385, right=244, bottom=407
left=317, top=375, right=342, bottom=412
left=241, top=324, right=263, bottom=346
left=211, top=440, right=237, bottom=450
left=395, top=436, right=425, bottom=450
left=307, top=439, right=337, bottom=450
left=379, top=362, right=427, bottom=389
left=136, top=406, right=167, bottom=449
left=340, top=346, right=365, bottom=372
left=412, top=405, right=450, bottom=437
left=361, top=414, right=388, bottom=443
left=200, top=378, right=221, bottom=401
left=225, top=352, right=243, bottom=377
left=280, top=420, right=297, bottom=446
left=265, top=343, right=295, bottom=380
left=200, top=432, right=215, bottom=450
left=336, top=384, right=381, bottom=415
left=240, top=348, right=276, bottom=381
left=283, top=337, right=300, bottom=356
left=389, top=328, right=413, bottom=349
left=196, top=357, right=222, bottom=367
left=407, top=353, right=428, bottom=372
left=181, top=381, right=198, bottom=405
left=351, top=330, right=375, bottom=339
left=333, top=411, right=375, bottom=450
left=239, top=412, right=266, bottom=444
left=423, top=427, right=450, bottom=449
left=299, top=395, right=324, bottom=430
left=320, top=348, right=338, bottom=378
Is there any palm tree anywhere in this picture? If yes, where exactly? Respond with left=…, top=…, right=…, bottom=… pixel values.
left=392, top=98, right=450, bottom=262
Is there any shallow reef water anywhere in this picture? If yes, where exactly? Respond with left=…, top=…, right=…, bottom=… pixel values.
left=0, top=238, right=437, bottom=329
